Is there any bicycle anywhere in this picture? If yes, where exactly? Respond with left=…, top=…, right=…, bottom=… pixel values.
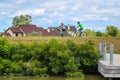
left=57, top=28, right=66, bottom=37
left=74, top=30, right=87, bottom=37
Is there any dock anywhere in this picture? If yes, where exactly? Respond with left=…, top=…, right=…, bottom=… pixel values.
left=98, top=43, right=120, bottom=79
left=98, top=54, right=120, bottom=78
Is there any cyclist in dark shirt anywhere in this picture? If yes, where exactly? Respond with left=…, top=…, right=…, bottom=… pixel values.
left=58, top=23, right=65, bottom=37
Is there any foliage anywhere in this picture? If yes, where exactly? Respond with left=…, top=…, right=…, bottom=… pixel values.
left=11, top=14, right=32, bottom=27
left=0, top=38, right=10, bottom=59
left=96, top=31, right=103, bottom=36
left=117, top=30, right=120, bottom=36
left=65, top=70, right=84, bottom=77
left=27, top=31, right=42, bottom=37
left=0, top=38, right=101, bottom=77
left=67, top=40, right=101, bottom=73
left=106, top=25, right=119, bottom=36
left=85, top=29, right=96, bottom=37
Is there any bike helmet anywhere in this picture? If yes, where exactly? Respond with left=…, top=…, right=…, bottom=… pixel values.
left=61, top=23, right=64, bottom=25
left=77, top=21, right=80, bottom=24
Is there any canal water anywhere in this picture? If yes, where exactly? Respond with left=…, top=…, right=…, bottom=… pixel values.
left=0, top=75, right=107, bottom=80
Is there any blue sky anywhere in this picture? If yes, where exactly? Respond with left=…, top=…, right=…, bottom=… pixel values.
left=0, top=0, right=120, bottom=32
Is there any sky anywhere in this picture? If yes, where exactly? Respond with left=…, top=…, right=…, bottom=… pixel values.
left=0, top=0, right=120, bottom=32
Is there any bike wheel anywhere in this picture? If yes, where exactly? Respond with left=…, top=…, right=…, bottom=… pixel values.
left=81, top=32, right=87, bottom=37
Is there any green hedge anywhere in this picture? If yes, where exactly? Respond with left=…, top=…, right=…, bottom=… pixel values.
left=0, top=38, right=101, bottom=77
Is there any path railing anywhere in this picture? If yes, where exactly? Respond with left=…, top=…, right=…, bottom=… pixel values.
left=99, top=42, right=113, bottom=65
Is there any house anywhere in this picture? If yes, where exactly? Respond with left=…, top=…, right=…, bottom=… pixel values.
left=1, top=24, right=77, bottom=37
left=64, top=25, right=76, bottom=36
left=46, top=27, right=60, bottom=36
left=65, top=25, right=76, bottom=32
left=18, top=24, right=46, bottom=36
left=2, top=27, right=23, bottom=37
left=47, top=27, right=58, bottom=32
left=1, top=24, right=60, bottom=37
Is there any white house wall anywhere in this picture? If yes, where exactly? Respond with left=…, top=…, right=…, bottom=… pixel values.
left=7, top=29, right=15, bottom=37
left=19, top=28, right=26, bottom=36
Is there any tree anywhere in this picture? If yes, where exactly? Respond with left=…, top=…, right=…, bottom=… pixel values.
left=85, top=29, right=96, bottom=37
left=117, top=30, right=120, bottom=36
left=106, top=25, right=118, bottom=36
left=96, top=31, right=103, bottom=36
left=11, top=14, right=32, bottom=27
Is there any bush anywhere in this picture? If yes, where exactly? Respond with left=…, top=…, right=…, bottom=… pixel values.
left=65, top=70, right=84, bottom=77
left=96, top=31, right=103, bottom=36
left=67, top=40, right=101, bottom=73
left=106, top=25, right=119, bottom=36
left=0, top=38, right=101, bottom=76
left=0, top=38, right=10, bottom=59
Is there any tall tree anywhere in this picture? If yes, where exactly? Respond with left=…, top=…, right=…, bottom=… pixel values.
left=11, top=14, right=32, bottom=27
left=106, top=25, right=118, bottom=36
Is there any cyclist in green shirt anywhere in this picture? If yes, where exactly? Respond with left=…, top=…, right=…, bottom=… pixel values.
left=77, top=21, right=83, bottom=35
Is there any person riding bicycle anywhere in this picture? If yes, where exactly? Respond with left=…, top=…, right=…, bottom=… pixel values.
left=77, top=21, right=83, bottom=35
left=58, top=23, right=65, bottom=37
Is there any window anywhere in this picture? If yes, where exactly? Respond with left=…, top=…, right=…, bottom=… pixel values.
left=15, top=33, right=18, bottom=37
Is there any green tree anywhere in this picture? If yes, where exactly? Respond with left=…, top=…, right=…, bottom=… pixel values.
left=117, top=30, right=120, bottom=36
left=11, top=14, right=32, bottom=27
left=96, top=31, right=103, bottom=36
left=106, top=25, right=118, bottom=36
left=85, top=29, right=96, bottom=37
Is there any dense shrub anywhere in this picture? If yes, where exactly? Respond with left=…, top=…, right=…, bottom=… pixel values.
left=0, top=38, right=10, bottom=59
left=67, top=40, right=101, bottom=73
left=0, top=38, right=101, bottom=77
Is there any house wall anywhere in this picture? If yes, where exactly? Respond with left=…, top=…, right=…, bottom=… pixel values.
left=15, top=33, right=23, bottom=37
left=19, top=28, right=26, bottom=36
left=18, top=33, right=23, bottom=37
left=6, top=29, right=23, bottom=37
left=7, top=29, right=15, bottom=37
left=2, top=35, right=5, bottom=37
left=47, top=28, right=50, bottom=32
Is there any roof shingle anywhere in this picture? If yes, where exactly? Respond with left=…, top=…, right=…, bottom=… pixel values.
left=8, top=27, right=22, bottom=33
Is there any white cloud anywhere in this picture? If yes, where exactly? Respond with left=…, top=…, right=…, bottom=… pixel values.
left=0, top=11, right=8, bottom=15
left=13, top=8, right=45, bottom=16
left=90, top=8, right=114, bottom=14
left=34, top=17, right=53, bottom=24
left=14, top=0, right=26, bottom=4
left=0, top=2, right=14, bottom=8
left=72, top=4, right=83, bottom=11
left=42, top=18, right=48, bottom=21
left=59, top=6, right=66, bottom=10
left=33, top=9, right=45, bottom=15
left=51, top=12, right=64, bottom=17
left=43, top=1, right=68, bottom=11
left=72, top=17, right=84, bottom=22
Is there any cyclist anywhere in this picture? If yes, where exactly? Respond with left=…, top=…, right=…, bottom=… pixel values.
left=77, top=21, right=83, bottom=35
left=58, top=23, right=65, bottom=37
